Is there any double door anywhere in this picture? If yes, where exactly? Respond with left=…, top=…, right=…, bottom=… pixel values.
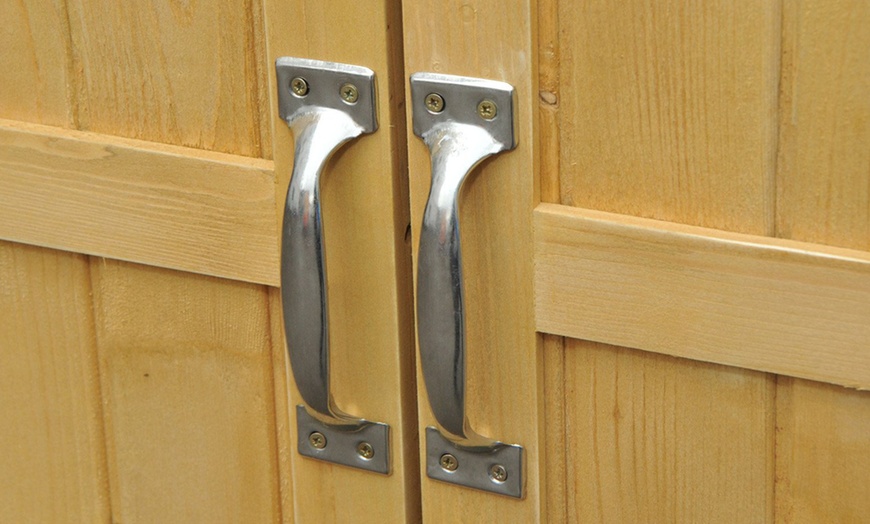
left=1, top=0, right=868, bottom=522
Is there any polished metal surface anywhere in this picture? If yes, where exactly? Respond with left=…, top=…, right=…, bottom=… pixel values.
left=410, top=72, right=524, bottom=497
left=297, top=406, right=389, bottom=474
left=277, top=57, right=389, bottom=473
left=426, top=427, right=523, bottom=498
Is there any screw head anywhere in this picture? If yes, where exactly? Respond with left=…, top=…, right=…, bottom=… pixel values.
left=340, top=83, right=359, bottom=104
left=477, top=99, right=497, bottom=120
left=290, top=77, right=309, bottom=97
left=356, top=442, right=375, bottom=460
left=425, top=93, right=445, bottom=113
left=489, top=464, right=508, bottom=483
left=308, top=431, right=326, bottom=449
left=439, top=453, right=458, bottom=472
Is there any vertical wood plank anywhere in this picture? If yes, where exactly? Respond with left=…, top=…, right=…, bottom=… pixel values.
left=542, top=335, right=566, bottom=523
left=557, top=0, right=780, bottom=235
left=777, top=0, right=870, bottom=250
left=66, top=0, right=270, bottom=158
left=402, top=0, right=543, bottom=521
left=91, top=260, right=281, bottom=523
left=775, top=378, right=870, bottom=523
left=0, top=241, right=111, bottom=522
left=546, top=1, right=781, bottom=521
left=263, top=0, right=420, bottom=520
left=563, top=340, right=775, bottom=523
left=775, top=2, right=870, bottom=521
left=0, top=0, right=75, bottom=127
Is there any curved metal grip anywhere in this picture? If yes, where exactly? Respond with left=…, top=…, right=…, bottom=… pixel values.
left=277, top=58, right=389, bottom=474
left=417, top=123, right=503, bottom=441
left=411, top=73, right=524, bottom=497
left=282, top=109, right=362, bottom=420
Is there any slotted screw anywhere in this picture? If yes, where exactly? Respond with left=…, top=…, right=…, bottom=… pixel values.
left=290, top=77, right=309, bottom=97
left=356, top=442, right=374, bottom=459
left=425, top=93, right=445, bottom=113
left=439, top=453, right=458, bottom=471
left=489, top=464, right=508, bottom=483
left=308, top=431, right=326, bottom=449
left=340, top=83, right=359, bottom=104
left=477, top=99, right=497, bottom=120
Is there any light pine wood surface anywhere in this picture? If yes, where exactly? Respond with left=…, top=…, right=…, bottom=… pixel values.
left=535, top=203, right=870, bottom=389
left=0, top=242, right=111, bottom=522
left=0, top=120, right=278, bottom=285
left=560, top=341, right=774, bottom=522
left=90, top=259, right=281, bottom=522
left=65, top=0, right=272, bottom=159
left=539, top=0, right=780, bottom=521
left=773, top=1, right=870, bottom=521
left=402, top=0, right=544, bottom=521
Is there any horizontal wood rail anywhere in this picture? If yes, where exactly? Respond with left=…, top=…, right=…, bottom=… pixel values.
left=0, top=120, right=279, bottom=285
left=535, top=203, right=870, bottom=389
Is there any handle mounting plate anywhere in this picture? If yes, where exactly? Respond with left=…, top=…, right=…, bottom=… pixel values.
left=297, top=406, right=390, bottom=474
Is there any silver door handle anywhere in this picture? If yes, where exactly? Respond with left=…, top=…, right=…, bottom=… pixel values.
left=277, top=57, right=388, bottom=474
left=410, top=73, right=524, bottom=498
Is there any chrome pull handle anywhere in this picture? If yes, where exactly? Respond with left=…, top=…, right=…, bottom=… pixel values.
left=277, top=57, right=388, bottom=474
left=411, top=73, right=524, bottom=498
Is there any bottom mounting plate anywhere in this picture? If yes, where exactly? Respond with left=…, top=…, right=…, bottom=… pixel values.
left=426, top=426, right=524, bottom=498
left=296, top=405, right=390, bottom=474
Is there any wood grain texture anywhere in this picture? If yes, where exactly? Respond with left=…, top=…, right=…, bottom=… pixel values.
left=0, top=0, right=75, bottom=127
left=402, top=1, right=543, bottom=521
left=0, top=120, right=278, bottom=285
left=560, top=340, right=775, bottom=523
left=535, top=203, right=870, bottom=389
left=556, top=0, right=780, bottom=234
left=91, top=259, right=281, bottom=523
left=66, top=0, right=270, bottom=158
left=774, top=2, right=870, bottom=521
left=0, top=241, right=110, bottom=522
left=264, top=0, right=420, bottom=521
left=775, top=378, right=870, bottom=523
left=777, top=0, right=870, bottom=250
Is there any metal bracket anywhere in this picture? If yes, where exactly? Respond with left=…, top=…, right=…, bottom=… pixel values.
left=426, top=427, right=524, bottom=498
left=296, top=406, right=390, bottom=474
left=410, top=72, right=524, bottom=498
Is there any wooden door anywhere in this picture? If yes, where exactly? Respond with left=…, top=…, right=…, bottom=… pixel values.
left=402, top=1, right=869, bottom=522
left=0, top=0, right=419, bottom=522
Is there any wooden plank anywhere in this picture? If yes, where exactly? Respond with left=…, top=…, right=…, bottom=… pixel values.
left=556, top=0, right=780, bottom=235
left=0, top=241, right=110, bottom=522
left=0, top=120, right=278, bottom=285
left=90, top=259, right=281, bottom=522
left=562, top=340, right=774, bottom=522
left=776, top=0, right=870, bottom=251
left=65, top=0, right=270, bottom=158
left=0, top=0, right=75, bottom=127
left=535, top=203, right=870, bottom=389
left=774, top=2, right=870, bottom=521
left=402, top=1, right=543, bottom=521
left=775, top=378, right=870, bottom=523
left=263, top=0, right=421, bottom=520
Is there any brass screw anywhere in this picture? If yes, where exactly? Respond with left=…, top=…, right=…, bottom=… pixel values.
left=290, top=77, right=309, bottom=97
left=439, top=453, right=458, bottom=471
left=340, top=83, right=359, bottom=104
left=489, top=464, right=508, bottom=483
left=308, top=431, right=327, bottom=449
left=356, top=442, right=375, bottom=459
left=477, top=100, right=497, bottom=120
left=425, top=93, right=445, bottom=113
